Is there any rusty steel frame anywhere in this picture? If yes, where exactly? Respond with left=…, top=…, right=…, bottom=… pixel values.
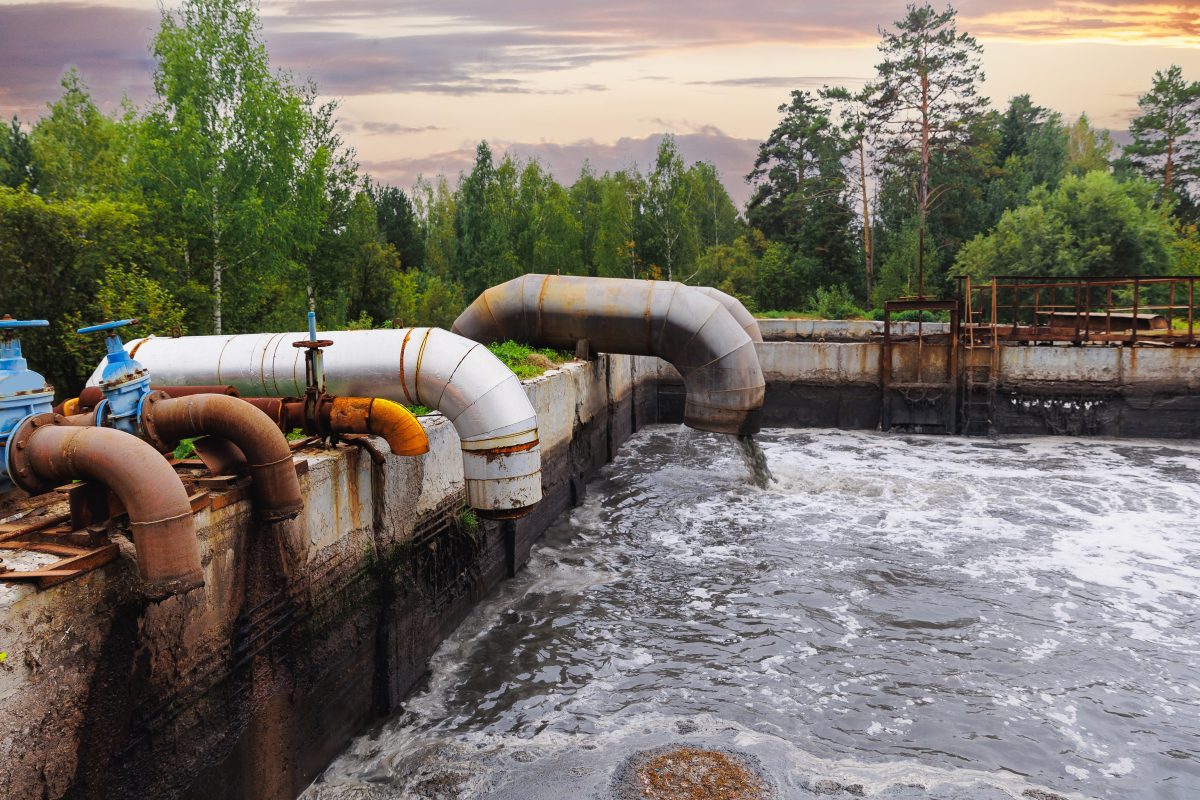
left=956, top=275, right=1200, bottom=346
left=881, top=298, right=960, bottom=433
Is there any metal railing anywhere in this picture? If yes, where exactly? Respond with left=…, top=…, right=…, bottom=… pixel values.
left=957, top=275, right=1199, bottom=347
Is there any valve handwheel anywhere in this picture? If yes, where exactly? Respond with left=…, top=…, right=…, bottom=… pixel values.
left=77, top=318, right=139, bottom=334
left=0, top=315, right=50, bottom=331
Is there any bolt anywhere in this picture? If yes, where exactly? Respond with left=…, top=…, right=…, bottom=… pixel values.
left=15, top=442, right=25, bottom=450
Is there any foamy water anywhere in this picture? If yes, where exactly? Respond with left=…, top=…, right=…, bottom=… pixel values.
left=305, top=427, right=1200, bottom=799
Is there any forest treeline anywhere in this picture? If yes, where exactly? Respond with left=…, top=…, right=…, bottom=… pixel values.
left=2, top=0, right=1200, bottom=393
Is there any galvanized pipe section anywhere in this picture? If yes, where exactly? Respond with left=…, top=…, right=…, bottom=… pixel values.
left=691, top=286, right=763, bottom=343
left=452, top=274, right=765, bottom=435
left=91, top=329, right=542, bottom=516
left=9, top=416, right=203, bottom=595
left=140, top=393, right=304, bottom=523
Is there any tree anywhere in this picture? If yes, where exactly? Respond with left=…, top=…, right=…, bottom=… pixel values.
left=0, top=187, right=178, bottom=392
left=31, top=69, right=134, bottom=199
left=1123, top=65, right=1200, bottom=201
left=0, top=116, right=38, bottom=190
left=983, top=95, right=1069, bottom=225
left=686, top=161, right=741, bottom=252
left=954, top=171, right=1175, bottom=280
left=1067, top=113, right=1115, bottom=175
left=593, top=170, right=641, bottom=279
left=823, top=85, right=877, bottom=298
left=141, top=0, right=314, bottom=334
left=746, top=90, right=858, bottom=298
left=641, top=135, right=696, bottom=281
left=455, top=141, right=511, bottom=297
left=62, top=265, right=187, bottom=378
left=370, top=182, right=425, bottom=269
left=869, top=2, right=988, bottom=295
left=570, top=162, right=603, bottom=274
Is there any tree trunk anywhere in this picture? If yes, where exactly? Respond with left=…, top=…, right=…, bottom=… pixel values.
left=212, top=256, right=222, bottom=335
left=859, top=138, right=873, bottom=301
left=1165, top=133, right=1174, bottom=194
left=918, top=66, right=930, bottom=298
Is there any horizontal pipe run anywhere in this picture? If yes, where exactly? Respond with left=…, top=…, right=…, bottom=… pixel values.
left=9, top=416, right=202, bottom=595
left=452, top=274, right=765, bottom=435
left=90, top=329, right=542, bottom=516
left=236, top=396, right=430, bottom=456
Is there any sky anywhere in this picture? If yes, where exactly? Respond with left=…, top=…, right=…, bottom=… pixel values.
left=1, top=1, right=1199, bottom=207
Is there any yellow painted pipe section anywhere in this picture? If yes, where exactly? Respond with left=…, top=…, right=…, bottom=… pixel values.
left=60, top=397, right=80, bottom=416
left=329, top=397, right=430, bottom=456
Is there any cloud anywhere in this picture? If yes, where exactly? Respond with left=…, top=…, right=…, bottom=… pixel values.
left=358, top=121, right=442, bottom=135
left=0, top=3, right=159, bottom=118
left=2, top=1, right=1194, bottom=121
left=687, top=76, right=867, bottom=89
left=361, top=129, right=763, bottom=209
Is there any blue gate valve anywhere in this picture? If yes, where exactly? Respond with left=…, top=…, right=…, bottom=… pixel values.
left=0, top=316, right=54, bottom=492
left=78, top=319, right=152, bottom=436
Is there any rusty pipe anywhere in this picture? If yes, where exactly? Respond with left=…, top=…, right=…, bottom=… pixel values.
left=8, top=415, right=202, bottom=594
left=327, top=397, right=429, bottom=455
left=140, top=393, right=303, bottom=522
left=95, top=331, right=543, bottom=516
left=453, top=274, right=765, bottom=435
left=226, top=395, right=429, bottom=456
left=59, top=384, right=241, bottom=416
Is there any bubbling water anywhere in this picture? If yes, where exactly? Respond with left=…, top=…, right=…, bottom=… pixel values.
left=305, top=427, right=1200, bottom=800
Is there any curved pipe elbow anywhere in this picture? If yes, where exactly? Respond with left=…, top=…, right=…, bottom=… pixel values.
left=12, top=418, right=202, bottom=595
left=142, top=393, right=303, bottom=523
left=690, top=286, right=763, bottom=343
left=453, top=274, right=765, bottom=436
left=328, top=397, right=430, bottom=456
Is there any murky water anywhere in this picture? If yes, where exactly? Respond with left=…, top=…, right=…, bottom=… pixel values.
left=305, top=427, right=1200, bottom=800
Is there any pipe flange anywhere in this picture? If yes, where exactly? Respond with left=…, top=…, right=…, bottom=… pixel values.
left=137, top=390, right=174, bottom=452
left=7, top=412, right=65, bottom=495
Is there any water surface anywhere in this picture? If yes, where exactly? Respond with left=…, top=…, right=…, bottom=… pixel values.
left=306, top=427, right=1200, bottom=799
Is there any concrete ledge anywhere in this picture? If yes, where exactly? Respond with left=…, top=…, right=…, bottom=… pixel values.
left=0, top=354, right=660, bottom=800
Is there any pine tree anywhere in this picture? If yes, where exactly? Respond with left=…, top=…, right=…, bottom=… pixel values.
left=1123, top=65, right=1200, bottom=202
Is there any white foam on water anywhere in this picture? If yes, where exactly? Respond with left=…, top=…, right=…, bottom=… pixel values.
left=304, top=427, right=1200, bottom=800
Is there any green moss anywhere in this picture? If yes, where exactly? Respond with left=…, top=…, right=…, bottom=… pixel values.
left=173, top=437, right=197, bottom=459
left=486, top=340, right=573, bottom=379
left=405, top=405, right=433, bottom=415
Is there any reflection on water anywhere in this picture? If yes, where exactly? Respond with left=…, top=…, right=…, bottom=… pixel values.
left=305, top=427, right=1200, bottom=799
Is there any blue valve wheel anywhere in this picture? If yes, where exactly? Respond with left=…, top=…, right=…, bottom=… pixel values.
left=77, top=318, right=139, bottom=334
left=0, top=318, right=49, bottom=329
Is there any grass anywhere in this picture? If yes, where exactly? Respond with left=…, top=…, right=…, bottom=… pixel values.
left=486, top=340, right=574, bottom=379
left=173, top=437, right=197, bottom=459
left=405, top=405, right=433, bottom=415
left=755, top=310, right=823, bottom=319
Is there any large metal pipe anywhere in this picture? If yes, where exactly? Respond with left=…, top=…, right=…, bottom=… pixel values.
left=691, top=286, right=763, bottom=342
left=7, top=416, right=202, bottom=595
left=90, top=329, right=542, bottom=516
left=452, top=274, right=765, bottom=435
left=139, top=393, right=304, bottom=523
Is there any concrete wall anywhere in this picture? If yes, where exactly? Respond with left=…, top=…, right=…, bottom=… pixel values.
left=0, top=354, right=660, bottom=800
left=757, top=318, right=950, bottom=341
left=743, top=338, right=1200, bottom=437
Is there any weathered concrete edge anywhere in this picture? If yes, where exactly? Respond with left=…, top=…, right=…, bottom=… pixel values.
left=0, top=353, right=660, bottom=800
